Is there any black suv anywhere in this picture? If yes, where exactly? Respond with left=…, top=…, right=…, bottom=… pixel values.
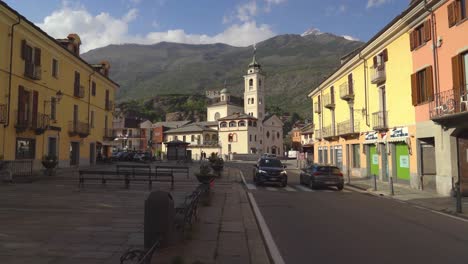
left=299, top=164, right=344, bottom=190
left=253, top=158, right=288, bottom=187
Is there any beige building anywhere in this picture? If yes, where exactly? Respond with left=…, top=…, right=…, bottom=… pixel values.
left=207, top=88, right=243, bottom=121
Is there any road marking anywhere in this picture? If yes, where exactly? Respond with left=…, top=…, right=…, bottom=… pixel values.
left=239, top=170, right=248, bottom=186
left=247, top=192, right=286, bottom=264
left=265, top=187, right=278, bottom=191
left=284, top=186, right=297, bottom=192
left=246, top=183, right=257, bottom=190
left=294, top=185, right=313, bottom=192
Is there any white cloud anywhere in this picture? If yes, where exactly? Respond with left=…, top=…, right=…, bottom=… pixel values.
left=326, top=4, right=347, bottom=16
left=36, top=4, right=276, bottom=52
left=366, top=0, right=393, bottom=8
left=236, top=1, right=258, bottom=22
left=342, top=35, right=359, bottom=41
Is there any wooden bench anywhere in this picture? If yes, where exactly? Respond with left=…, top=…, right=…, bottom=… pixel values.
left=174, top=184, right=208, bottom=234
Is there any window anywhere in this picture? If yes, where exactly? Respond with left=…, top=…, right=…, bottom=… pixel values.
left=372, top=49, right=388, bottom=68
left=48, top=137, right=57, bottom=157
left=352, top=144, right=361, bottom=168
left=255, top=135, right=257, bottom=141
left=220, top=122, right=227, bottom=128
left=16, top=138, right=35, bottom=159
left=248, top=120, right=253, bottom=126
left=90, top=110, right=95, bottom=128
left=21, top=40, right=41, bottom=80
left=191, top=135, right=195, bottom=142
left=238, top=121, right=246, bottom=127
left=74, top=71, right=81, bottom=97
left=52, top=59, right=58, bottom=78
left=92, top=82, right=96, bottom=96
left=249, top=79, right=253, bottom=87
left=183, top=135, right=186, bottom=142
left=266, top=131, right=270, bottom=138
left=250, top=135, right=252, bottom=142
left=214, top=112, right=220, bottom=120
left=410, top=20, right=431, bottom=50
left=411, top=66, right=434, bottom=105
left=259, top=79, right=262, bottom=86
left=277, top=132, right=280, bottom=139
left=174, top=136, right=178, bottom=141
left=50, top=97, right=57, bottom=121
left=229, top=121, right=237, bottom=127
left=251, top=98, right=255, bottom=104
left=228, top=133, right=237, bottom=142
left=452, top=52, right=468, bottom=95
left=448, top=0, right=467, bottom=27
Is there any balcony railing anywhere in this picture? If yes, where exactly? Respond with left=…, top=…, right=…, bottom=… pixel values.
left=371, top=64, right=386, bottom=84
left=339, top=82, right=354, bottom=100
left=32, top=113, right=50, bottom=134
left=322, top=93, right=335, bottom=109
left=24, top=62, right=41, bottom=80
left=105, top=101, right=114, bottom=111
left=314, top=102, right=321, bottom=114
left=429, top=89, right=468, bottom=119
left=337, top=119, right=360, bottom=136
left=372, top=111, right=388, bottom=130
left=74, top=85, right=85, bottom=98
left=68, top=121, right=90, bottom=137
left=190, top=141, right=220, bottom=147
left=15, top=111, right=32, bottom=131
left=103, top=128, right=116, bottom=140
left=314, top=129, right=322, bottom=140
left=322, top=125, right=334, bottom=138
left=0, top=104, right=6, bottom=124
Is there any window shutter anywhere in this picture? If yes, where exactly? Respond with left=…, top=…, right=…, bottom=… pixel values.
left=409, top=31, right=415, bottom=51
left=423, top=20, right=431, bottom=42
left=448, top=2, right=456, bottom=27
left=452, top=54, right=462, bottom=97
left=425, top=66, right=434, bottom=102
left=348, top=73, right=353, bottom=94
left=32, top=90, right=38, bottom=127
left=34, top=48, right=41, bottom=66
left=383, top=49, right=388, bottom=62
left=21, top=40, right=27, bottom=60
left=373, top=56, right=377, bottom=68
left=18, top=86, right=25, bottom=122
left=411, top=73, right=418, bottom=106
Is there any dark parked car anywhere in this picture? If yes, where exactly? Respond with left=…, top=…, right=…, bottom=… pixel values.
left=253, top=158, right=288, bottom=187
left=299, top=164, right=344, bottom=190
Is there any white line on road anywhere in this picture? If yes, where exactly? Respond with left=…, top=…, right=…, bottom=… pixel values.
left=247, top=192, right=286, bottom=264
left=239, top=170, right=248, bottom=186
left=294, top=185, right=313, bottom=192
left=246, top=183, right=257, bottom=190
left=265, top=187, right=278, bottom=191
left=284, top=186, right=297, bottom=192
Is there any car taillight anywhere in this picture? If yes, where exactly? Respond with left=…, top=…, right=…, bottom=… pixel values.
left=313, top=172, right=321, bottom=176
left=338, top=172, right=343, bottom=177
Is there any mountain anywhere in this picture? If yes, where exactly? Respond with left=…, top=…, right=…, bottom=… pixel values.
left=82, top=33, right=363, bottom=117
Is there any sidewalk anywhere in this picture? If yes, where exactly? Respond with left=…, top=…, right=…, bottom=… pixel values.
left=155, top=167, right=270, bottom=264
left=348, top=177, right=468, bottom=219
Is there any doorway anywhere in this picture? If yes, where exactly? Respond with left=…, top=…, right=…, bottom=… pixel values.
left=368, top=145, right=379, bottom=177
left=458, top=132, right=468, bottom=195
left=70, top=142, right=79, bottom=166
left=394, top=143, right=410, bottom=184
left=90, top=143, right=96, bottom=165
left=380, top=143, right=388, bottom=181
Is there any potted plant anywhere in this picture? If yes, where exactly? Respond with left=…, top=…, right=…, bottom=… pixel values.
left=195, top=163, right=216, bottom=184
left=211, top=157, right=224, bottom=176
left=42, top=154, right=58, bottom=176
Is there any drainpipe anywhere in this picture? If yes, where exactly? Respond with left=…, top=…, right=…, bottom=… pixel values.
left=3, top=16, right=21, bottom=157
left=424, top=0, right=440, bottom=97
left=359, top=52, right=370, bottom=127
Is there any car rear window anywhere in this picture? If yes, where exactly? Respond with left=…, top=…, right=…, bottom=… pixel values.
left=259, top=159, right=283, bottom=168
left=316, top=166, right=341, bottom=174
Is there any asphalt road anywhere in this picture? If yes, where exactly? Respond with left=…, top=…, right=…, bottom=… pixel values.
left=229, top=161, right=468, bottom=264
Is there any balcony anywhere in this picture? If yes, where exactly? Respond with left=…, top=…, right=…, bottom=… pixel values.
left=68, top=121, right=90, bottom=138
left=371, top=64, right=386, bottom=84
left=105, top=101, right=114, bottom=111
left=430, top=89, right=468, bottom=126
left=337, top=119, right=360, bottom=137
left=32, top=113, right=50, bottom=135
left=339, top=82, right=354, bottom=100
left=15, top=111, right=32, bottom=132
left=74, top=85, right=85, bottom=98
left=190, top=141, right=220, bottom=147
left=24, top=62, right=41, bottom=80
left=314, top=102, right=321, bottom=114
left=372, top=111, right=388, bottom=131
left=322, top=93, right=335, bottom=109
left=322, top=125, right=336, bottom=140
left=103, top=128, right=116, bottom=140
left=0, top=104, right=6, bottom=124
left=314, top=129, right=322, bottom=140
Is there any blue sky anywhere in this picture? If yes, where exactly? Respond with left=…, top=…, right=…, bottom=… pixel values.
left=3, top=0, right=410, bottom=52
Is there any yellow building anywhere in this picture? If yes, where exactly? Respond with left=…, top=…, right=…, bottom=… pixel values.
left=309, top=2, right=423, bottom=189
left=0, top=2, right=118, bottom=169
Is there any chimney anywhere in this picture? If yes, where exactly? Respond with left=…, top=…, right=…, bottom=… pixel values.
left=100, top=61, right=110, bottom=77
left=67, top=33, right=81, bottom=56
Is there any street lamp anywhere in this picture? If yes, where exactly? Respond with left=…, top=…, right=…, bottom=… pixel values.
left=43, top=90, right=63, bottom=121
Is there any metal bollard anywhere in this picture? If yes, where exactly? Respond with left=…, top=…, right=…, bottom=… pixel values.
left=456, top=182, right=462, bottom=213
left=373, top=174, right=377, bottom=191
left=389, top=176, right=394, bottom=196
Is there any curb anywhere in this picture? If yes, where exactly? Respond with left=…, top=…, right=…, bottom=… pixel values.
left=345, top=184, right=468, bottom=223
left=239, top=170, right=285, bottom=264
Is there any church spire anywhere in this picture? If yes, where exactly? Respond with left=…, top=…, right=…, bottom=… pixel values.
left=249, top=43, right=261, bottom=69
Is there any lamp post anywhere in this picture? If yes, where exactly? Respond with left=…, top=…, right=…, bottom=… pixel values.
left=43, top=90, right=63, bottom=122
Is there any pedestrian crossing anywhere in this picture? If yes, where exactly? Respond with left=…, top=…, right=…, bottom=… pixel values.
left=247, top=184, right=352, bottom=193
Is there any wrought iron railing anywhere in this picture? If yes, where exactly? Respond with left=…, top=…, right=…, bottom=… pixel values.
left=371, top=64, right=386, bottom=84
left=322, top=93, right=335, bottom=109
left=372, top=111, right=388, bottom=130
left=74, top=85, right=85, bottom=98
left=106, top=100, right=114, bottom=111
left=339, top=81, right=354, bottom=100
left=337, top=119, right=360, bottom=136
left=68, top=121, right=90, bottom=137
left=104, top=128, right=116, bottom=139
left=24, top=62, right=41, bottom=80
left=429, top=89, right=468, bottom=119
left=322, top=125, right=334, bottom=138
left=314, top=129, right=322, bottom=140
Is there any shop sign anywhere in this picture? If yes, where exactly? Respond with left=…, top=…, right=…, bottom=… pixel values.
left=400, top=155, right=409, bottom=168
left=390, top=127, right=409, bottom=138
left=372, top=154, right=379, bottom=165
left=365, top=132, right=378, bottom=141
